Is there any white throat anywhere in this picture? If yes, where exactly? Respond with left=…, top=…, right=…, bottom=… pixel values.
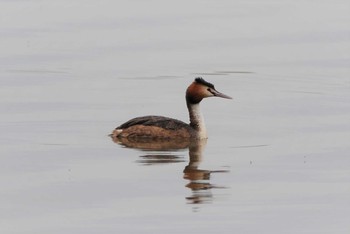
left=188, top=103, right=207, bottom=139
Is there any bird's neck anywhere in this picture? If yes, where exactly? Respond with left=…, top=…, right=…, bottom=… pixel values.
left=187, top=101, right=207, bottom=139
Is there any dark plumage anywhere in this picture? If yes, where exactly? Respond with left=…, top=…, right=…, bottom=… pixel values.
left=116, top=115, right=189, bottom=131
left=194, top=77, right=215, bottom=89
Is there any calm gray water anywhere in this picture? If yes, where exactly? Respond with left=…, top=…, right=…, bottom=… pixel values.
left=1, top=1, right=350, bottom=233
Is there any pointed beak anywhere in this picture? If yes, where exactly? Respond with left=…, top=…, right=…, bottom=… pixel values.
left=212, top=89, right=232, bottom=99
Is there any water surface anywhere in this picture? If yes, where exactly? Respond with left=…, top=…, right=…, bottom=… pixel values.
left=1, top=1, right=350, bottom=233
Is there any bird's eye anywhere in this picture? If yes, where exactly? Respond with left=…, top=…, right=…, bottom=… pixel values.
left=207, top=88, right=215, bottom=95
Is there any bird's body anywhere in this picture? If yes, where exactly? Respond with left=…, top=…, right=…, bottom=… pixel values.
left=111, top=78, right=231, bottom=140
left=112, top=115, right=193, bottom=139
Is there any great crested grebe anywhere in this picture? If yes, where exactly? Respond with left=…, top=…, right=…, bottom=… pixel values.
left=111, top=77, right=232, bottom=140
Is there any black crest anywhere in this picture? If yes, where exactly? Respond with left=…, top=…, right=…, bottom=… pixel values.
left=194, top=77, right=215, bottom=89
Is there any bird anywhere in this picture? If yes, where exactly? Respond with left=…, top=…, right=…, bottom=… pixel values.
left=111, top=77, right=232, bottom=140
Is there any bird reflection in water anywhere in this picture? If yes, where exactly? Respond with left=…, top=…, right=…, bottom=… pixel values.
left=184, top=140, right=228, bottom=204
left=111, top=136, right=228, bottom=205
